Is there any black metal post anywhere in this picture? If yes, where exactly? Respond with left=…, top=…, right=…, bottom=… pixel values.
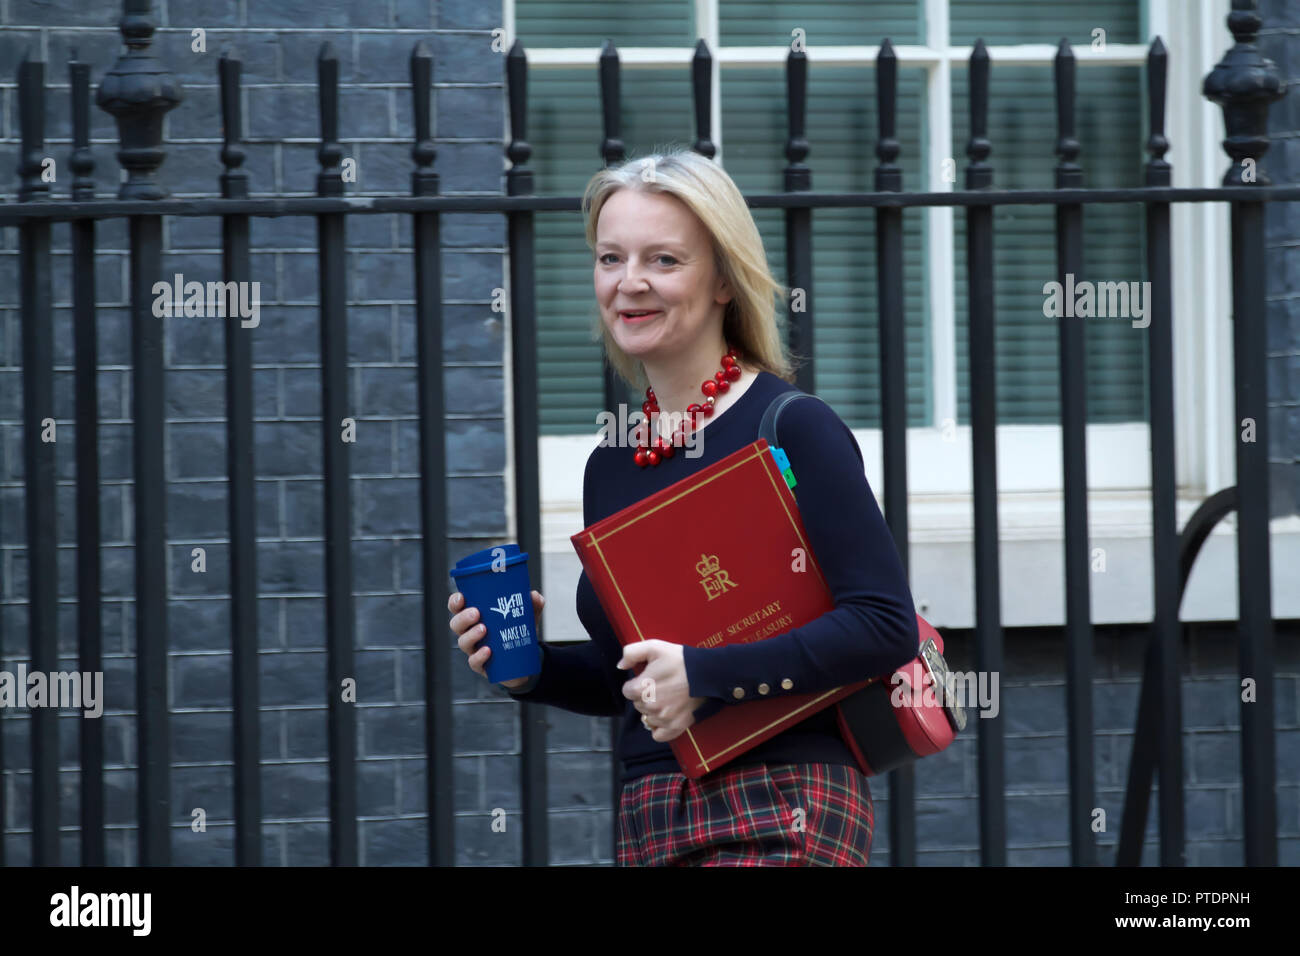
left=964, top=40, right=1006, bottom=866
left=69, top=49, right=105, bottom=868
left=410, top=41, right=453, bottom=867
left=598, top=40, right=630, bottom=452
left=506, top=40, right=549, bottom=866
left=315, top=42, right=359, bottom=866
left=597, top=37, right=627, bottom=851
left=873, top=38, right=917, bottom=867
left=218, top=48, right=262, bottom=867
left=1052, top=38, right=1097, bottom=866
left=1145, top=36, right=1185, bottom=867
left=96, top=0, right=181, bottom=865
left=1203, top=0, right=1284, bottom=867
left=784, top=45, right=814, bottom=393
left=17, top=52, right=59, bottom=868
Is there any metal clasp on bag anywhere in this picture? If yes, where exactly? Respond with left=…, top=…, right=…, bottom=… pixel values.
left=919, top=637, right=967, bottom=732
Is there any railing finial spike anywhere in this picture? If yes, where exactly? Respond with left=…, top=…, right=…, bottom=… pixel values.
left=691, top=39, right=714, bottom=158
left=410, top=39, right=438, bottom=191
left=1054, top=37, right=1080, bottom=177
left=1146, top=37, right=1170, bottom=185
left=875, top=38, right=900, bottom=190
left=68, top=54, right=95, bottom=199
left=599, top=38, right=624, bottom=166
left=965, top=40, right=992, bottom=189
left=316, top=38, right=343, bottom=196
left=506, top=40, right=532, bottom=195
left=219, top=41, right=248, bottom=198
left=783, top=42, right=809, bottom=182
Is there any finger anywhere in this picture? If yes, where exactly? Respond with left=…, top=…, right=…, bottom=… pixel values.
left=531, top=590, right=545, bottom=610
left=653, top=719, right=685, bottom=741
left=447, top=592, right=463, bottom=613
left=468, top=645, right=491, bottom=677
left=449, top=605, right=480, bottom=636
left=616, top=641, right=651, bottom=671
left=622, top=669, right=654, bottom=698
left=456, top=622, right=488, bottom=655
left=635, top=700, right=664, bottom=720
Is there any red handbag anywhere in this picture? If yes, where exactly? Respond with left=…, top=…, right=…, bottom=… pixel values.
left=834, top=613, right=965, bottom=776
left=759, top=391, right=965, bottom=777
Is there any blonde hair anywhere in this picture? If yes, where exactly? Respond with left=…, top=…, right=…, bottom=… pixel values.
left=581, top=147, right=797, bottom=392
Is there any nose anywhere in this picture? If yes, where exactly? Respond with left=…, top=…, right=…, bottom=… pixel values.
left=617, top=257, right=650, bottom=292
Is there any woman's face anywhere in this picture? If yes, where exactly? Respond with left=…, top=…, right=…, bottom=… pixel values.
left=593, top=188, right=730, bottom=365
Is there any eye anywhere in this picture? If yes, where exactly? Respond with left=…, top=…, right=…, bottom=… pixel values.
left=656, top=254, right=678, bottom=266
left=597, top=253, right=619, bottom=265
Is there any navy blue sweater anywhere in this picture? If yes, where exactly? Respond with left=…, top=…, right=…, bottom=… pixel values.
left=507, top=369, right=919, bottom=783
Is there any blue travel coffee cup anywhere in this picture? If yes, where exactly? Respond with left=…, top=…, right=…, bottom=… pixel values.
left=449, top=543, right=542, bottom=684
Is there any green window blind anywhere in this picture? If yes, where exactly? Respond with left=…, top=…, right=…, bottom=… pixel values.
left=949, top=0, right=1142, bottom=46
left=517, top=0, right=695, bottom=47
left=720, top=2, right=924, bottom=45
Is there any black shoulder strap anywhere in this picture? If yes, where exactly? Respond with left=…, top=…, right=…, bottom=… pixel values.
left=758, top=389, right=830, bottom=449
left=759, top=389, right=864, bottom=473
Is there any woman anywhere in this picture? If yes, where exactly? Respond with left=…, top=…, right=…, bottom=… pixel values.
left=448, top=147, right=918, bottom=866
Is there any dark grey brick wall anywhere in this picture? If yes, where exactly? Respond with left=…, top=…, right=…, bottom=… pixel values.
left=1261, top=0, right=1300, bottom=516
left=0, top=0, right=537, bottom=865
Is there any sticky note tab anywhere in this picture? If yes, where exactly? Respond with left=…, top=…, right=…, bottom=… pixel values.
left=769, top=447, right=796, bottom=489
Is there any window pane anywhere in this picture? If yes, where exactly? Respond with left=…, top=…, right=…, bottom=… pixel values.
left=720, top=1, right=924, bottom=46
left=721, top=64, right=930, bottom=428
left=950, top=63, right=1149, bottom=425
left=516, top=0, right=695, bottom=47
left=949, top=0, right=1141, bottom=47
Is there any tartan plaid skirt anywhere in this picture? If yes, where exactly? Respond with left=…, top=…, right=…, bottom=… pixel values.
left=616, top=762, right=873, bottom=866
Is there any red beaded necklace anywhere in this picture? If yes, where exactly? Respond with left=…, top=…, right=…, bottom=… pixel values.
left=633, top=346, right=742, bottom=467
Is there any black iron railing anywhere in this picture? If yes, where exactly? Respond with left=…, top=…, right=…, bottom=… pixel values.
left=0, top=0, right=1286, bottom=867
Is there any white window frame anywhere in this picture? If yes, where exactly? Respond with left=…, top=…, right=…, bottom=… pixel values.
left=499, top=0, right=1282, bottom=630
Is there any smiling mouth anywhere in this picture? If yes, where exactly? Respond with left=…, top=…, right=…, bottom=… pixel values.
left=619, top=310, right=662, bottom=321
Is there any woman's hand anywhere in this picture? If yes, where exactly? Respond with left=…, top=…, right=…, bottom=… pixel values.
left=449, top=589, right=544, bottom=690
left=617, top=640, right=708, bottom=742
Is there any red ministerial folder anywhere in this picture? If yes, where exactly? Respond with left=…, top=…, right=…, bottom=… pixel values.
left=570, top=438, right=873, bottom=778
